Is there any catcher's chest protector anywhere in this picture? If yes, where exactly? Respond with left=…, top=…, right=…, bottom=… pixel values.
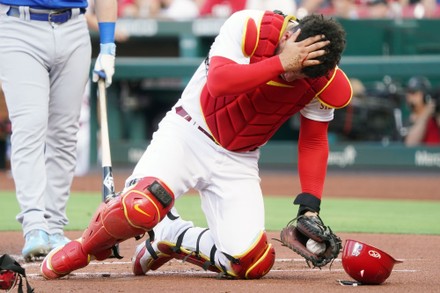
left=201, top=12, right=316, bottom=152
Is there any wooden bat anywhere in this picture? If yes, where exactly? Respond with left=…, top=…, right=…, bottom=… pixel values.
left=98, top=79, right=116, bottom=202
left=98, top=78, right=122, bottom=259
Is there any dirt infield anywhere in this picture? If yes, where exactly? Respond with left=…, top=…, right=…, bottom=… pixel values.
left=1, top=169, right=439, bottom=292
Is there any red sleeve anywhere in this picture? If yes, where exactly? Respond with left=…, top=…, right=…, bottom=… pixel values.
left=206, top=56, right=285, bottom=97
left=297, top=115, right=329, bottom=199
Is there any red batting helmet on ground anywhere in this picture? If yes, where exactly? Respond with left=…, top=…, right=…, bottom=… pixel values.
left=341, top=239, right=402, bottom=285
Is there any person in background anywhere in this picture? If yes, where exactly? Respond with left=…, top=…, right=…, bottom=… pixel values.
left=0, top=0, right=117, bottom=261
left=118, top=0, right=141, bottom=18
left=296, top=0, right=328, bottom=18
left=199, top=0, right=247, bottom=17
left=404, top=76, right=440, bottom=146
left=147, top=0, right=200, bottom=20
left=116, top=0, right=200, bottom=20
left=400, top=0, right=440, bottom=18
left=321, top=0, right=362, bottom=18
left=245, top=0, right=297, bottom=15
left=365, top=0, right=393, bottom=18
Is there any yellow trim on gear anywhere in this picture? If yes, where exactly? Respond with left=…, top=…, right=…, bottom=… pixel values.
left=241, top=17, right=260, bottom=58
left=316, top=66, right=353, bottom=109
left=245, top=243, right=273, bottom=279
left=232, top=231, right=265, bottom=258
left=278, top=15, right=298, bottom=41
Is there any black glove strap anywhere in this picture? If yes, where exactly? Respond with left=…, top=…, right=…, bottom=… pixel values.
left=293, top=193, right=321, bottom=216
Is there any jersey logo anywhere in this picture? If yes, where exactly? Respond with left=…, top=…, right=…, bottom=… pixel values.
left=319, top=103, right=332, bottom=110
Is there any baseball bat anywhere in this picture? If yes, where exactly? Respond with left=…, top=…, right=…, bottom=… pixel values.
left=98, top=78, right=116, bottom=202
left=97, top=78, right=122, bottom=259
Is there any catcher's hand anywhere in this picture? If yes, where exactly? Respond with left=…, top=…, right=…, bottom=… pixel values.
left=279, top=213, right=342, bottom=268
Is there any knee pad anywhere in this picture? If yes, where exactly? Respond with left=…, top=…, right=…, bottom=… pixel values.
left=82, top=177, right=174, bottom=256
left=228, top=232, right=275, bottom=279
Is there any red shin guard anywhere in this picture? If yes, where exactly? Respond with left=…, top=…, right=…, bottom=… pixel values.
left=41, top=177, right=174, bottom=279
left=82, top=177, right=175, bottom=256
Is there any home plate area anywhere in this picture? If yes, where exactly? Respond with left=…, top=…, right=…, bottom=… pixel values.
left=6, top=231, right=437, bottom=293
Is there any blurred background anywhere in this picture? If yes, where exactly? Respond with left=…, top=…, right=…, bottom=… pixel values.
left=1, top=0, right=440, bottom=174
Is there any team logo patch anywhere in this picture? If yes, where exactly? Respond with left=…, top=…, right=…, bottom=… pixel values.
left=368, top=250, right=381, bottom=259
left=351, top=242, right=363, bottom=257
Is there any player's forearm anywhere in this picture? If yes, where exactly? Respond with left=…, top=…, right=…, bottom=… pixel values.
left=405, top=119, right=429, bottom=146
left=297, top=116, right=329, bottom=199
left=93, top=0, right=117, bottom=87
left=405, top=111, right=431, bottom=146
left=85, top=12, right=99, bottom=33
left=94, top=0, right=117, bottom=23
left=206, top=56, right=285, bottom=97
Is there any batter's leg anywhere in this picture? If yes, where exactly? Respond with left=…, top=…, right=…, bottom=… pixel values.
left=44, top=16, right=91, bottom=238
left=0, top=18, right=53, bottom=240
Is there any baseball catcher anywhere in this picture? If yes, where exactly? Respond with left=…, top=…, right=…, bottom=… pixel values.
left=40, top=10, right=350, bottom=280
left=279, top=208, right=342, bottom=268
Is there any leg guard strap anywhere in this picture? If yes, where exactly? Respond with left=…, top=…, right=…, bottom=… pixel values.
left=157, top=228, right=221, bottom=273
left=145, top=237, right=173, bottom=271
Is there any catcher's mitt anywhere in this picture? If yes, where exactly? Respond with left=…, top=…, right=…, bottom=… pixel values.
left=279, top=214, right=342, bottom=268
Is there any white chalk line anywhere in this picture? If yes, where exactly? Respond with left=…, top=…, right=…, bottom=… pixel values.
left=22, top=257, right=417, bottom=280
left=20, top=257, right=420, bottom=268
left=26, top=268, right=416, bottom=280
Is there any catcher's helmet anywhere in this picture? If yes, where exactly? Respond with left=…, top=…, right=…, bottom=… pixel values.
left=0, top=254, right=34, bottom=292
left=341, top=239, right=402, bottom=285
left=0, top=270, right=18, bottom=291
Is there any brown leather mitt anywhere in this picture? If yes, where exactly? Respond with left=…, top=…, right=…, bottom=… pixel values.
left=279, top=214, right=342, bottom=268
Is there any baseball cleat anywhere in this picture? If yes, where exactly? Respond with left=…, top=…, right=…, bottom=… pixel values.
left=22, top=230, right=51, bottom=262
left=40, top=239, right=90, bottom=279
left=49, top=233, right=70, bottom=250
left=132, top=239, right=172, bottom=275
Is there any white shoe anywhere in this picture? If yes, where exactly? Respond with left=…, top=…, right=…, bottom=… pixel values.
left=22, top=230, right=50, bottom=262
left=49, top=233, right=71, bottom=250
